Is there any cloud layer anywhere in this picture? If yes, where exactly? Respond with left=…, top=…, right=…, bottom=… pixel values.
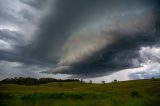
left=0, top=0, right=160, bottom=80
left=44, top=0, right=160, bottom=77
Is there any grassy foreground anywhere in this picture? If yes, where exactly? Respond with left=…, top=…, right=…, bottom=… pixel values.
left=0, top=79, right=160, bottom=106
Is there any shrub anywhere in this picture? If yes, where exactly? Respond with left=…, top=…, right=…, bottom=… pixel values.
left=114, top=79, right=117, bottom=82
left=101, top=81, right=105, bottom=84
left=89, top=80, right=92, bottom=84
left=131, top=90, right=140, bottom=98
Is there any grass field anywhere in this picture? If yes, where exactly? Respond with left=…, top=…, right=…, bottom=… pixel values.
left=0, top=79, right=160, bottom=106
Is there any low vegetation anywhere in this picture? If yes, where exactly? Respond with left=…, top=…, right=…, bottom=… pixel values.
left=0, top=78, right=160, bottom=106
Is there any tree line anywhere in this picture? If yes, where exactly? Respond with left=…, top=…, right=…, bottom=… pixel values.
left=0, top=77, right=81, bottom=85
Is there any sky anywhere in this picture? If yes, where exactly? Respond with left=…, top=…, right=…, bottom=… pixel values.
left=0, top=0, right=160, bottom=83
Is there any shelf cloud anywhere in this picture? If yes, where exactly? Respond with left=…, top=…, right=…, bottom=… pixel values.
left=0, top=0, right=160, bottom=80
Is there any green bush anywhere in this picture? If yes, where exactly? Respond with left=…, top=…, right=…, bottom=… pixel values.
left=131, top=90, right=140, bottom=98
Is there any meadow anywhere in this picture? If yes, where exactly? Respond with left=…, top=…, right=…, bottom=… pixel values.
left=0, top=79, right=160, bottom=106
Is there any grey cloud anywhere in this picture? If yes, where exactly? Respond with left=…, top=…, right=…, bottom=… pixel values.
left=28, top=0, right=157, bottom=62
left=0, top=50, right=49, bottom=65
left=0, top=60, right=50, bottom=80
left=49, top=33, right=160, bottom=77
left=129, top=72, right=160, bottom=79
left=19, top=9, right=34, bottom=23
left=0, top=0, right=160, bottom=79
left=44, top=0, right=160, bottom=77
left=0, top=0, right=30, bottom=25
left=0, top=29, right=49, bottom=65
left=19, top=0, right=49, bottom=9
left=0, top=29, right=26, bottom=45
left=130, top=69, right=160, bottom=81
left=0, top=0, right=52, bottom=64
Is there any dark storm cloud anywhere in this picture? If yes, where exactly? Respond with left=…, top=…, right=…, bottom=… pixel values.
left=42, top=0, right=160, bottom=77
left=0, top=28, right=47, bottom=64
left=0, top=0, right=160, bottom=78
left=48, top=29, right=160, bottom=77
left=0, top=29, right=52, bottom=67
left=0, top=0, right=53, bottom=80
left=0, top=0, right=51, bottom=65
left=0, top=50, right=41, bottom=64
left=29, top=0, right=99, bottom=61
left=29, top=0, right=156, bottom=62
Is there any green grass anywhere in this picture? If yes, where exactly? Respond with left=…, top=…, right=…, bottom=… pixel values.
left=0, top=79, right=160, bottom=106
